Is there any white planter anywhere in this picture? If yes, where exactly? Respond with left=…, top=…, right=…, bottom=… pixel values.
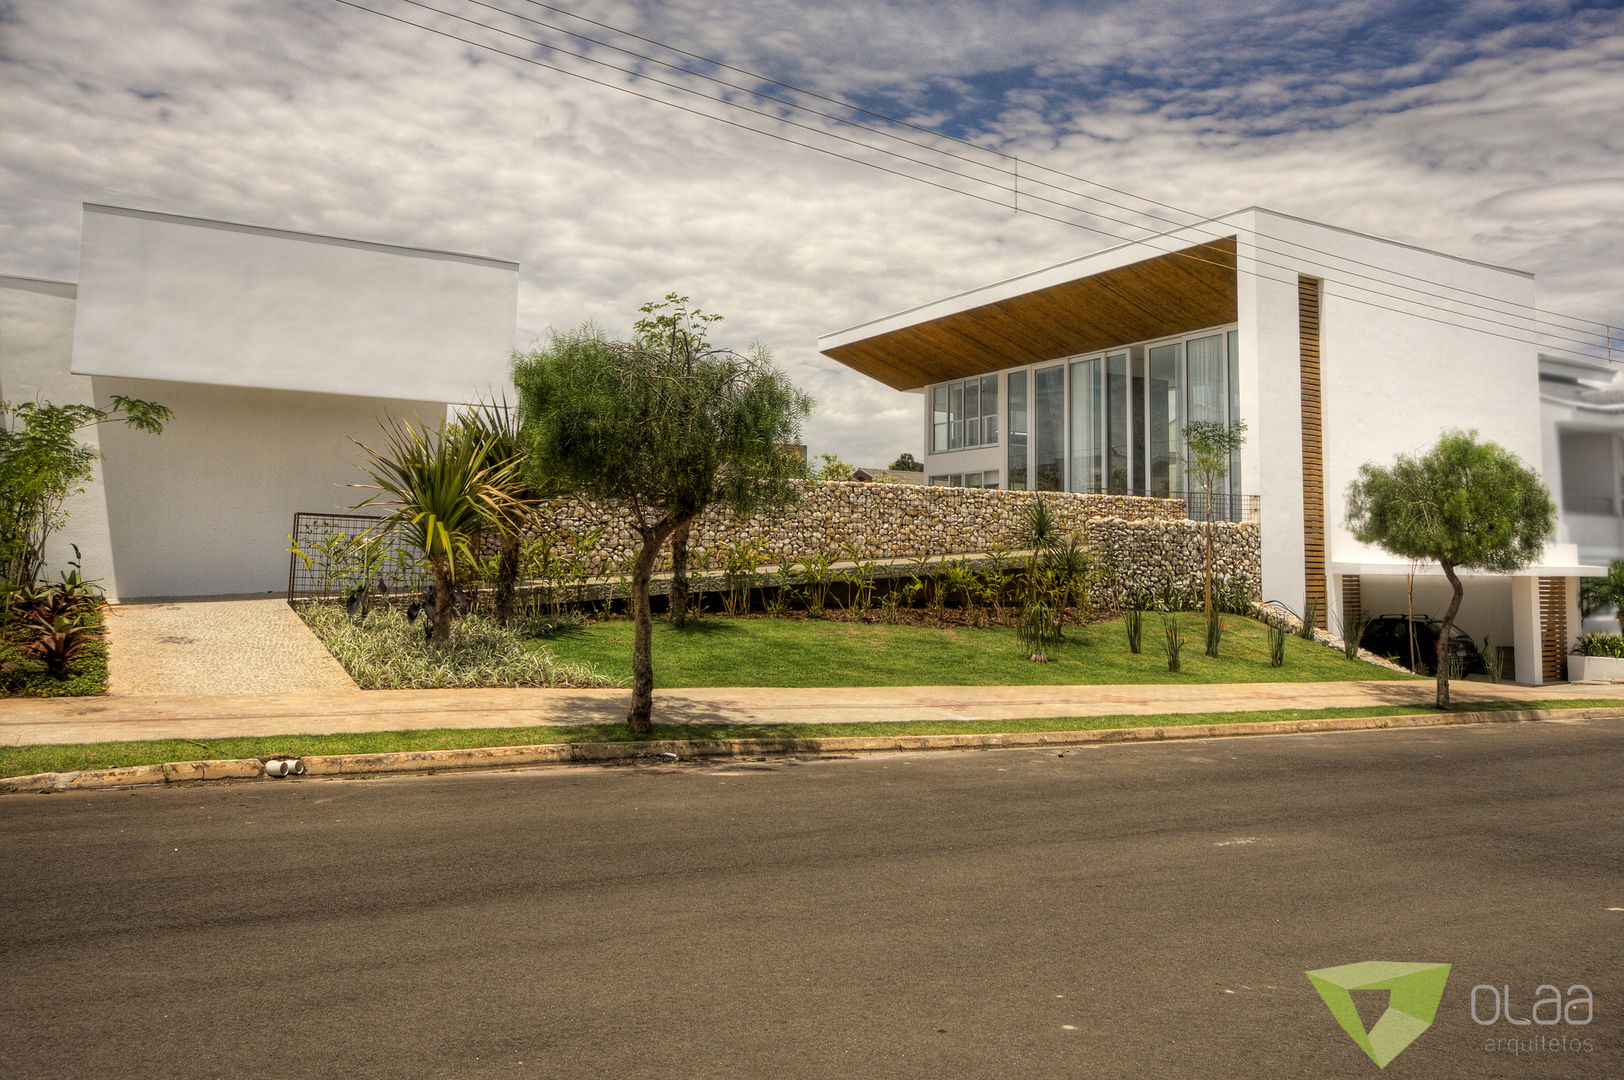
left=1568, top=654, right=1624, bottom=683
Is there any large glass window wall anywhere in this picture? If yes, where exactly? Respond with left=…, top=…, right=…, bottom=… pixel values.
left=994, top=327, right=1240, bottom=508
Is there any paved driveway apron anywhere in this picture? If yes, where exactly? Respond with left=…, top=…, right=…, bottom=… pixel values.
left=104, top=597, right=356, bottom=695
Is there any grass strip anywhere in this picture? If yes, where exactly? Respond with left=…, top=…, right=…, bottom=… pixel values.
left=4, top=698, right=1617, bottom=780
left=527, top=612, right=1419, bottom=687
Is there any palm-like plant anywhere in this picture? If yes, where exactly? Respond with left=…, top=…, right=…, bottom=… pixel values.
left=449, top=400, right=550, bottom=626
left=353, top=418, right=519, bottom=644
left=1580, top=559, right=1624, bottom=632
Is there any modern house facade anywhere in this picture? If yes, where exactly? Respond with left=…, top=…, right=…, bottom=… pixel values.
left=1541, top=352, right=1624, bottom=631
left=0, top=204, right=518, bottom=599
left=820, top=207, right=1594, bottom=684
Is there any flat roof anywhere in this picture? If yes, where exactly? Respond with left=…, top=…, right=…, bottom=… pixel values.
left=819, top=236, right=1238, bottom=391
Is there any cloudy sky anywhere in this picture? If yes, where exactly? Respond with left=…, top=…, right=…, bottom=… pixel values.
left=3, top=0, right=1621, bottom=465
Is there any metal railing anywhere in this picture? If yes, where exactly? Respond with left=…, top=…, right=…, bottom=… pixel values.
left=286, top=512, right=429, bottom=603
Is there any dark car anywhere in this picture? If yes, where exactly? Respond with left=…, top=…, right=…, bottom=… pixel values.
left=1359, top=614, right=1486, bottom=676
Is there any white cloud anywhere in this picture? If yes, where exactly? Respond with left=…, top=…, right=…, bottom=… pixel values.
left=1, top=0, right=1621, bottom=469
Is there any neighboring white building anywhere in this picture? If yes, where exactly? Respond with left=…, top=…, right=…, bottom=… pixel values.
left=820, top=207, right=1595, bottom=685
left=0, top=204, right=518, bottom=600
left=1541, top=352, right=1624, bottom=631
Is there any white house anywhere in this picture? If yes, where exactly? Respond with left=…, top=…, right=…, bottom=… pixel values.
left=819, top=207, right=1594, bottom=685
left=1541, top=352, right=1624, bottom=631
left=0, top=204, right=518, bottom=600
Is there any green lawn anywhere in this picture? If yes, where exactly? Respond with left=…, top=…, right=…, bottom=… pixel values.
left=6, top=699, right=1615, bottom=781
left=528, top=612, right=1419, bottom=688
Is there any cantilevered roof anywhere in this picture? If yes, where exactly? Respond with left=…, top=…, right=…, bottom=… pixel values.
left=820, top=236, right=1238, bottom=391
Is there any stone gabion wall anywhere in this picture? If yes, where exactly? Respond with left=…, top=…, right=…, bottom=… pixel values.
left=536, top=481, right=1260, bottom=598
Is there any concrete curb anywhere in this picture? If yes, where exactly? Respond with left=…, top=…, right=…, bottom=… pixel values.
left=5, top=707, right=1622, bottom=795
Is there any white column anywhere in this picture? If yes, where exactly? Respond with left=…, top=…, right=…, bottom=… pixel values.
left=1510, top=575, right=1543, bottom=686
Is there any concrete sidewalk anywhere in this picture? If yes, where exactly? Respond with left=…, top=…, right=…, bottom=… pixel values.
left=4, top=679, right=1621, bottom=746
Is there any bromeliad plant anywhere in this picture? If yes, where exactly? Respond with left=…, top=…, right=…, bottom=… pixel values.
left=352, top=418, right=522, bottom=645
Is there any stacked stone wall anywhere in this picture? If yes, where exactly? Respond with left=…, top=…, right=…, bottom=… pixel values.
left=538, top=481, right=1260, bottom=598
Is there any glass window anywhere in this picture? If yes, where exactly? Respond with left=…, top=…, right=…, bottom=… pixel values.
left=981, top=375, right=999, bottom=444
left=1227, top=330, right=1241, bottom=511
left=980, top=470, right=999, bottom=489
left=1007, top=370, right=1028, bottom=490
left=933, top=376, right=999, bottom=452
left=1069, top=357, right=1101, bottom=493
left=1147, top=343, right=1180, bottom=498
left=1186, top=333, right=1225, bottom=425
left=1034, top=364, right=1065, bottom=492
left=1131, top=356, right=1147, bottom=494
left=1105, top=352, right=1128, bottom=494
left=929, top=475, right=952, bottom=486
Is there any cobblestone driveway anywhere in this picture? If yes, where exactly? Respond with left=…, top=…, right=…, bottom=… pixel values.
left=105, top=597, right=356, bottom=695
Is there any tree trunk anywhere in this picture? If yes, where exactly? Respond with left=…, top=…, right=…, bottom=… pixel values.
left=668, top=520, right=692, bottom=627
left=627, top=519, right=681, bottom=735
left=1204, top=512, right=1215, bottom=619
left=431, top=558, right=455, bottom=645
left=493, top=531, right=521, bottom=626
left=1435, top=561, right=1464, bottom=710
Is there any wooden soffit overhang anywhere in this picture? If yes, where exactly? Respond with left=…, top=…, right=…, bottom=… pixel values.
left=821, top=236, right=1238, bottom=391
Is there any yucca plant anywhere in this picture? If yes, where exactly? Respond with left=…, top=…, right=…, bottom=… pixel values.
left=353, top=418, right=520, bottom=645
left=1338, top=607, right=1374, bottom=661
left=1018, top=601, right=1060, bottom=662
left=1297, top=596, right=1320, bottom=640
left=1124, top=607, right=1143, bottom=654
left=1163, top=616, right=1185, bottom=673
left=448, top=400, right=549, bottom=626
left=1268, top=622, right=1287, bottom=668
left=1204, top=607, right=1223, bottom=658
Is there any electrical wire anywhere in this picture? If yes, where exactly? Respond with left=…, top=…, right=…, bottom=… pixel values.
left=502, top=0, right=1615, bottom=348
left=332, top=0, right=1620, bottom=362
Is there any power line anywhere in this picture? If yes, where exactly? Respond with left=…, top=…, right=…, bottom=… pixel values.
left=502, top=0, right=1614, bottom=349
left=333, top=0, right=1621, bottom=362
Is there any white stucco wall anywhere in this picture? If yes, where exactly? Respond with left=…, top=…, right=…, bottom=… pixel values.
left=1234, top=209, right=1542, bottom=616
left=0, top=275, right=119, bottom=587
left=71, top=204, right=518, bottom=404
left=92, top=377, right=446, bottom=598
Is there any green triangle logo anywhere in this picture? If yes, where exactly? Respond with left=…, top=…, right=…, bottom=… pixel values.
left=1306, top=961, right=1451, bottom=1068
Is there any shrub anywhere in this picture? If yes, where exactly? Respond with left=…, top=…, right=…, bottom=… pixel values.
left=1268, top=623, right=1286, bottom=668
left=1204, top=608, right=1222, bottom=658
left=1124, top=607, right=1143, bottom=654
left=1339, top=607, right=1373, bottom=661
left=1574, top=632, right=1624, bottom=659
left=1017, top=602, right=1060, bottom=662
left=1162, top=616, right=1184, bottom=673
left=301, top=604, right=617, bottom=690
left=1297, top=596, right=1319, bottom=640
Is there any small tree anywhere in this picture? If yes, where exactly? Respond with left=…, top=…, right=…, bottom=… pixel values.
left=1, top=396, right=171, bottom=587
left=814, top=453, right=856, bottom=481
left=890, top=452, right=922, bottom=472
left=1183, top=418, right=1247, bottom=619
left=514, top=321, right=811, bottom=734
left=1345, top=429, right=1554, bottom=709
left=633, top=294, right=723, bottom=628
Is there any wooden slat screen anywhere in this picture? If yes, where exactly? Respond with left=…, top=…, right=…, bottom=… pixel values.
left=1341, top=575, right=1362, bottom=628
left=1539, top=577, right=1568, bottom=682
left=1299, top=275, right=1327, bottom=628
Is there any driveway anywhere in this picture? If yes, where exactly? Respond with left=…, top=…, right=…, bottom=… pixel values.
left=104, top=597, right=356, bottom=695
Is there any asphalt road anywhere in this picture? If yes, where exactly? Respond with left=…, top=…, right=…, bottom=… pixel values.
left=3, top=718, right=1620, bottom=1079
